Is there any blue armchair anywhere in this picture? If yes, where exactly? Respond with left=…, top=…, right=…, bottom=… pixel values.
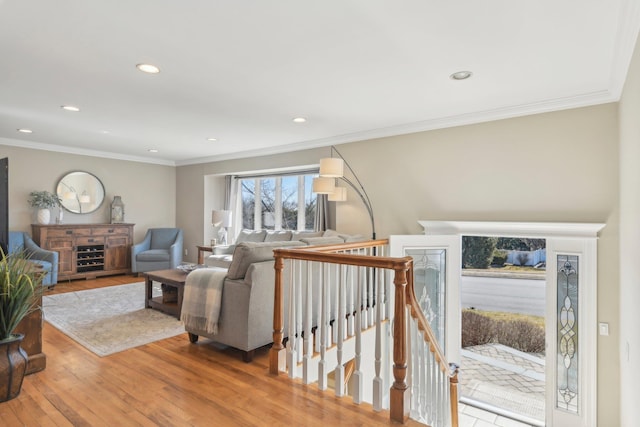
left=8, top=231, right=58, bottom=287
left=131, top=228, right=183, bottom=273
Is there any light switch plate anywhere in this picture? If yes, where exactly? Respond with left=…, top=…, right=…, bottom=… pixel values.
left=599, top=322, right=609, bottom=336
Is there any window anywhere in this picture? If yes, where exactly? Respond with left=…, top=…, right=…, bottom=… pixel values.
left=239, top=173, right=317, bottom=231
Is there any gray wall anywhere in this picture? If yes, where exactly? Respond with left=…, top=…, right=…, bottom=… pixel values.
left=176, top=102, right=620, bottom=426
left=0, top=143, right=176, bottom=243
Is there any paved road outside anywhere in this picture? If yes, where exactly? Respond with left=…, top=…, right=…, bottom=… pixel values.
left=461, top=275, right=546, bottom=317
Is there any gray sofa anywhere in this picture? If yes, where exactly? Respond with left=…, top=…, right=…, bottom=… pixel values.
left=185, top=229, right=361, bottom=361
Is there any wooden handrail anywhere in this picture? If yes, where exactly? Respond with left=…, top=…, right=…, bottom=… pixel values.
left=270, top=239, right=458, bottom=426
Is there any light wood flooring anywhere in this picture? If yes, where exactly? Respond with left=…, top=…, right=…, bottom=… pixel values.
left=1, top=275, right=421, bottom=426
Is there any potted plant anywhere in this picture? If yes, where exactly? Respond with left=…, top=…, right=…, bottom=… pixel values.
left=0, top=249, right=43, bottom=402
left=28, top=191, right=60, bottom=225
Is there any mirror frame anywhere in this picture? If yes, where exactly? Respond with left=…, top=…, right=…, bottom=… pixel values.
left=56, top=171, right=105, bottom=214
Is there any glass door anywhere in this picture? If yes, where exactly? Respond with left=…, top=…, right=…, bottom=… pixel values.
left=390, top=234, right=461, bottom=364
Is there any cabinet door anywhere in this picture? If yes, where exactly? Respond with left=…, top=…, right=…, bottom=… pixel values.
left=46, top=237, right=74, bottom=275
left=105, top=235, right=130, bottom=271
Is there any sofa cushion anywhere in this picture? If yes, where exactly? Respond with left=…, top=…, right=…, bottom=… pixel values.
left=323, top=229, right=340, bottom=238
left=236, top=229, right=267, bottom=243
left=227, top=241, right=305, bottom=280
left=264, top=230, right=292, bottom=242
left=291, top=230, right=323, bottom=240
left=340, top=234, right=367, bottom=242
left=136, top=249, right=170, bottom=262
left=300, top=236, right=346, bottom=246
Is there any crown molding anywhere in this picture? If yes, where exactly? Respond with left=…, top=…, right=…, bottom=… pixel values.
left=0, top=137, right=175, bottom=166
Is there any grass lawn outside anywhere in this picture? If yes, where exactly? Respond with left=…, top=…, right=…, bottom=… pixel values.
left=468, top=308, right=545, bottom=329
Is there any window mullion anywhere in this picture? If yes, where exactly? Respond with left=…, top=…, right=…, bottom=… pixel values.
left=254, top=178, right=262, bottom=230
left=298, top=175, right=305, bottom=231
left=275, top=177, right=282, bottom=230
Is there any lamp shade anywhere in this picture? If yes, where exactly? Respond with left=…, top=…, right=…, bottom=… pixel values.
left=328, top=187, right=347, bottom=202
left=319, top=157, right=344, bottom=178
left=312, top=177, right=335, bottom=194
left=212, top=209, right=232, bottom=227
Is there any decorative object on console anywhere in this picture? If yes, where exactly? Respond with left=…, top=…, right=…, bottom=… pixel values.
left=212, top=209, right=232, bottom=245
left=110, top=196, right=125, bottom=223
left=27, top=190, right=60, bottom=225
left=312, top=145, right=376, bottom=239
left=55, top=171, right=105, bottom=214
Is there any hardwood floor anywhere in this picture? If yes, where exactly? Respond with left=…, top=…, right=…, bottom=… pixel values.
left=1, top=275, right=420, bottom=426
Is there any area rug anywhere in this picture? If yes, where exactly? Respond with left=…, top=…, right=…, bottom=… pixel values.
left=42, top=282, right=186, bottom=357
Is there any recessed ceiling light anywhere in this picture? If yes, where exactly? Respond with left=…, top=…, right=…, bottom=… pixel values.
left=450, top=71, right=473, bottom=80
left=293, top=117, right=307, bottom=123
left=148, top=149, right=159, bottom=153
left=17, top=128, right=33, bottom=133
left=101, top=130, right=110, bottom=134
left=206, top=137, right=218, bottom=142
left=136, top=63, right=160, bottom=74
left=61, top=105, right=80, bottom=112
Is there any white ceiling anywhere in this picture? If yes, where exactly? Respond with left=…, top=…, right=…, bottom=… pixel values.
left=1, top=0, right=639, bottom=166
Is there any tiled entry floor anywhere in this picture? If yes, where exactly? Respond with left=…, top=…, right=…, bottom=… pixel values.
left=459, top=343, right=546, bottom=426
left=459, top=403, right=536, bottom=427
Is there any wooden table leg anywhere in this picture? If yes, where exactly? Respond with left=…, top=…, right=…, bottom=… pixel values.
left=145, top=275, right=152, bottom=309
left=177, top=285, right=184, bottom=319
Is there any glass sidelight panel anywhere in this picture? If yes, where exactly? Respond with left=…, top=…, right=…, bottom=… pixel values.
left=556, top=254, right=579, bottom=414
left=406, top=248, right=446, bottom=350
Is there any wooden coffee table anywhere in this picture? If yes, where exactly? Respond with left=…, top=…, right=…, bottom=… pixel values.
left=143, top=269, right=188, bottom=319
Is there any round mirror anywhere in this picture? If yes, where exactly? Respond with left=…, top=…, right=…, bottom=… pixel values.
left=56, top=171, right=105, bottom=214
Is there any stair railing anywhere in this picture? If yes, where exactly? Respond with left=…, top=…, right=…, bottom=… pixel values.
left=269, top=239, right=459, bottom=426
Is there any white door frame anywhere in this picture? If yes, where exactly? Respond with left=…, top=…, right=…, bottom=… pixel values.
left=418, top=220, right=604, bottom=427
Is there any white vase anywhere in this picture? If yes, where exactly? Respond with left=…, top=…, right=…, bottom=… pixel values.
left=37, top=208, right=50, bottom=225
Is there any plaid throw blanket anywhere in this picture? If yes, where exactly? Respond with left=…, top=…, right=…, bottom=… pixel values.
left=180, top=268, right=227, bottom=335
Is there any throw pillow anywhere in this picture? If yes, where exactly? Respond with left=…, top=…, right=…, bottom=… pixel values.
left=291, top=230, right=323, bottom=240
left=264, top=230, right=293, bottom=242
left=300, top=236, right=345, bottom=246
left=236, top=229, right=267, bottom=243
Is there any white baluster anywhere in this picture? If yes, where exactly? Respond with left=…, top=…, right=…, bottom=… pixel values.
left=332, top=263, right=339, bottom=345
left=334, top=264, right=345, bottom=397
left=347, top=260, right=355, bottom=337
left=287, top=259, right=297, bottom=378
left=314, top=262, right=322, bottom=354
left=303, top=260, right=313, bottom=383
left=373, top=266, right=383, bottom=411
left=296, top=260, right=303, bottom=364
left=353, top=264, right=363, bottom=404
left=318, top=263, right=328, bottom=391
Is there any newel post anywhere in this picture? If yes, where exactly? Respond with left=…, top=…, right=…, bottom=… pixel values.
left=390, top=265, right=410, bottom=423
left=269, top=254, right=285, bottom=375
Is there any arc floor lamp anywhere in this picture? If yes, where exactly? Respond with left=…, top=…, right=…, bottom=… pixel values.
left=312, top=146, right=376, bottom=239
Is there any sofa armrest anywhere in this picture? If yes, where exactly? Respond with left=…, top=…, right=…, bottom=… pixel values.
left=24, top=236, right=59, bottom=284
left=213, top=245, right=235, bottom=255
left=169, top=232, right=184, bottom=268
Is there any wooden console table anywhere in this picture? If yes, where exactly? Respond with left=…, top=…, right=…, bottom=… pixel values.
left=31, top=223, right=134, bottom=281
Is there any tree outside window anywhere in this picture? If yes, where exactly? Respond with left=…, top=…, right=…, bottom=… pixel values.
left=240, top=173, right=317, bottom=231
